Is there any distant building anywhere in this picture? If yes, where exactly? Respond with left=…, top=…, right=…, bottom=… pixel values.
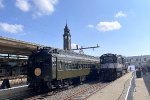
left=63, top=24, right=71, bottom=50
left=126, top=55, right=150, bottom=67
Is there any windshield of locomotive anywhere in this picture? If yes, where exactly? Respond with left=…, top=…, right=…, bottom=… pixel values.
left=101, top=56, right=117, bottom=64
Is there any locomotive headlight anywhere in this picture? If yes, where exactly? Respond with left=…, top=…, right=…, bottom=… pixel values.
left=34, top=68, right=41, bottom=76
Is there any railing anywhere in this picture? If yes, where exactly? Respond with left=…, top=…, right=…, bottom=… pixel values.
left=125, top=71, right=136, bottom=100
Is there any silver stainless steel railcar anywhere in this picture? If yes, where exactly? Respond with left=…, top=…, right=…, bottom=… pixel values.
left=100, top=53, right=126, bottom=81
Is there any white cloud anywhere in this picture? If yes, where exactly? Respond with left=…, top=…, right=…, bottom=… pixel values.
left=0, top=22, right=24, bottom=34
left=115, top=11, right=127, bottom=18
left=15, top=0, right=30, bottom=12
left=15, top=0, right=58, bottom=17
left=0, top=0, right=4, bottom=8
left=87, top=24, right=94, bottom=28
left=96, top=21, right=121, bottom=32
left=32, top=0, right=58, bottom=17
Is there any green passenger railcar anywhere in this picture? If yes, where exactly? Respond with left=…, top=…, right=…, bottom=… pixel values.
left=27, top=47, right=100, bottom=91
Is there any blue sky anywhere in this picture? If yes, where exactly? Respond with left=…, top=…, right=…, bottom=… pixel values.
left=0, top=0, right=150, bottom=56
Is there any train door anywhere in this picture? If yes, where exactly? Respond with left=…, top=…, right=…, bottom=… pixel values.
left=52, top=56, right=57, bottom=79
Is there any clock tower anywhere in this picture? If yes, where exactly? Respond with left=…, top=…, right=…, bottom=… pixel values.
left=63, top=24, right=71, bottom=50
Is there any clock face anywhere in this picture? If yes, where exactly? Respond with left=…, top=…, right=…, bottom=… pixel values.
left=65, top=36, right=67, bottom=39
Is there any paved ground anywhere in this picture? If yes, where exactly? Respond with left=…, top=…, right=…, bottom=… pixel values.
left=133, top=72, right=150, bottom=100
left=87, top=72, right=132, bottom=100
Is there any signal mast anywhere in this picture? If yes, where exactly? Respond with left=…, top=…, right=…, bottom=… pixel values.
left=71, top=44, right=100, bottom=54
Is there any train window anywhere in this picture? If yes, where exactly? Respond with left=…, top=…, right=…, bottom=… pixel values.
left=82, top=64, right=85, bottom=69
left=81, top=64, right=83, bottom=69
left=86, top=64, right=88, bottom=68
left=83, top=64, right=85, bottom=68
left=77, top=63, right=79, bottom=69
left=71, top=64, right=73, bottom=69
left=65, top=63, right=68, bottom=70
left=72, top=64, right=76, bottom=69
left=88, top=64, right=91, bottom=68
left=52, top=57, right=57, bottom=70
left=76, top=64, right=78, bottom=69
left=72, top=64, right=75, bottom=69
left=84, top=64, right=86, bottom=69
left=85, top=64, right=89, bottom=68
left=68, top=63, right=71, bottom=70
left=78, top=64, right=81, bottom=69
left=100, top=59, right=103, bottom=63
left=85, top=64, right=87, bottom=68
left=84, top=64, right=86, bottom=68
left=87, top=64, right=89, bottom=68
left=80, top=64, right=83, bottom=69
left=75, top=63, right=78, bottom=69
left=144, top=58, right=146, bottom=61
left=0, top=69, right=2, bottom=73
left=58, top=61, right=62, bottom=69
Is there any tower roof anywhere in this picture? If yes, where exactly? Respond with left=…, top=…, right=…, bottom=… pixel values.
left=65, top=24, right=68, bottom=29
left=64, top=24, right=70, bottom=34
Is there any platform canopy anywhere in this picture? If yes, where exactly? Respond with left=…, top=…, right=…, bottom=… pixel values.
left=0, top=36, right=44, bottom=56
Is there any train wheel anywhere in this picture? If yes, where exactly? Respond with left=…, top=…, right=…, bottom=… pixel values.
left=46, top=82, right=52, bottom=91
left=57, top=80, right=63, bottom=88
left=80, top=76, right=86, bottom=84
left=68, top=79, right=73, bottom=85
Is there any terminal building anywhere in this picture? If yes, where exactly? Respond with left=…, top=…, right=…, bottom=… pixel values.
left=126, top=55, right=150, bottom=67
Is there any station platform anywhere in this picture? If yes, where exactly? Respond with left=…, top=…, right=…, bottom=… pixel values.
left=87, top=71, right=150, bottom=100
left=133, top=72, right=150, bottom=100
left=87, top=72, right=132, bottom=100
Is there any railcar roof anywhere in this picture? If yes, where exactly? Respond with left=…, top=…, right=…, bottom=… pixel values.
left=40, top=47, right=99, bottom=62
left=53, top=53, right=99, bottom=62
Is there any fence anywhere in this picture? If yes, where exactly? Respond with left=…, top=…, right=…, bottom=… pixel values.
left=125, top=71, right=136, bottom=100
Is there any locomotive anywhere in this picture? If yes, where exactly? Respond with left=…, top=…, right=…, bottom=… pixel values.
left=27, top=47, right=100, bottom=91
left=100, top=53, right=126, bottom=81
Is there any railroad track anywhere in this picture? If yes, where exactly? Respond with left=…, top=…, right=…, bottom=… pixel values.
left=0, top=84, right=72, bottom=100
left=25, top=85, right=75, bottom=100
left=63, top=82, right=110, bottom=100
left=25, top=82, right=110, bottom=100
left=0, top=81, right=110, bottom=100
